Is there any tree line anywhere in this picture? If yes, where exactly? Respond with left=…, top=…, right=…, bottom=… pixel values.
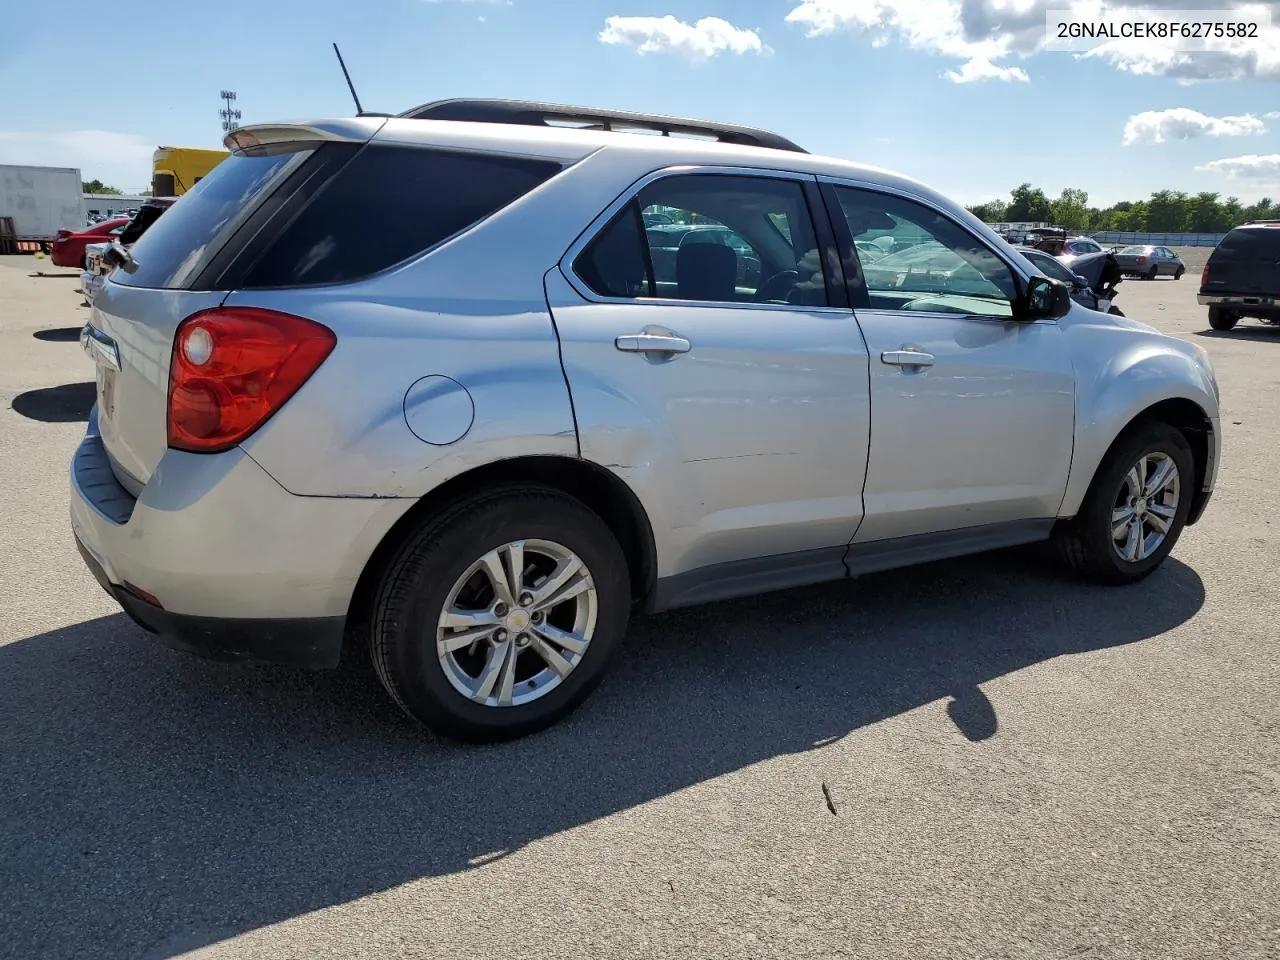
left=966, top=183, right=1275, bottom=234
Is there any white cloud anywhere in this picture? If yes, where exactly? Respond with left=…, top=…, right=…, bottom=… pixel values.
left=1123, top=108, right=1268, bottom=145
left=599, top=15, right=769, bottom=60
left=1198, top=153, right=1280, bottom=182
left=1267, top=111, right=1280, bottom=119
left=785, top=0, right=1280, bottom=83
left=945, top=56, right=1029, bottom=83
left=0, top=130, right=155, bottom=190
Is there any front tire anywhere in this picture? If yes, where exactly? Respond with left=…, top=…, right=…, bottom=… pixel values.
left=1145, top=266, right=1158, bottom=281
left=1174, top=267, right=1185, bottom=280
left=1053, top=422, right=1194, bottom=586
left=1208, top=306, right=1239, bottom=331
left=370, top=486, right=631, bottom=743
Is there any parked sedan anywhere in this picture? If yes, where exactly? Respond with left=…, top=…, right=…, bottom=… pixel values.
left=1114, top=245, right=1185, bottom=280
left=50, top=217, right=131, bottom=268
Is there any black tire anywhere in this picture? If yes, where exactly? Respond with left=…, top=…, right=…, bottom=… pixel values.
left=1174, top=267, right=1185, bottom=280
left=369, top=485, right=631, bottom=743
left=1053, top=421, right=1194, bottom=586
left=1208, top=306, right=1239, bottom=331
left=1145, top=266, right=1158, bottom=281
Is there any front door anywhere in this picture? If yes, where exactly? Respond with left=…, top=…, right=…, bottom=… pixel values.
left=546, top=170, right=871, bottom=580
left=826, top=183, right=1077, bottom=543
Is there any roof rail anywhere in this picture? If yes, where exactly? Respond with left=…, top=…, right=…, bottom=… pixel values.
left=396, top=98, right=808, bottom=154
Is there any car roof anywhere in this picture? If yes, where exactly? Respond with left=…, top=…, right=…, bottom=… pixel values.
left=233, top=111, right=970, bottom=224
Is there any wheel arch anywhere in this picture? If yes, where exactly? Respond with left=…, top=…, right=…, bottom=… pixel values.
left=344, top=455, right=658, bottom=654
left=1061, top=396, right=1216, bottom=526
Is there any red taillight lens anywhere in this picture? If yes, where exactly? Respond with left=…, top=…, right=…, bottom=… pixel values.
left=1136, top=256, right=1147, bottom=263
left=1201, top=262, right=1210, bottom=287
left=167, top=307, right=335, bottom=453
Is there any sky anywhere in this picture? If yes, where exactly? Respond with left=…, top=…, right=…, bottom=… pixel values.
left=1, top=0, right=1277, bottom=207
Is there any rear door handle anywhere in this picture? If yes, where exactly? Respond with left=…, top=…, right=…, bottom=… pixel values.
left=881, top=349, right=934, bottom=368
left=615, top=333, right=691, bottom=355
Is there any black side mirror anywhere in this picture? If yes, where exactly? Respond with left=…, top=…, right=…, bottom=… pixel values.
left=1021, top=276, right=1072, bottom=321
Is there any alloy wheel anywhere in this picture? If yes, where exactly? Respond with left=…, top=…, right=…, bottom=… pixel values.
left=436, top=539, right=597, bottom=707
left=1111, top=452, right=1181, bottom=563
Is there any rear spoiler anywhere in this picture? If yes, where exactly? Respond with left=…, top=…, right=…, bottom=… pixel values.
left=223, top=119, right=385, bottom=153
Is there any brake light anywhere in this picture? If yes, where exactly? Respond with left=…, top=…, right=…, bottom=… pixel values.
left=1136, top=256, right=1147, bottom=264
left=1201, top=262, right=1210, bottom=287
left=167, top=307, right=335, bottom=453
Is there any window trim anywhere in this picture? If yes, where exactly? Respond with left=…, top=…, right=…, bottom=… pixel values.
left=560, top=164, right=851, bottom=315
left=816, top=175, right=1058, bottom=324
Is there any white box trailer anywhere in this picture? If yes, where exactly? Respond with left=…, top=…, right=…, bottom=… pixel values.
left=0, top=164, right=86, bottom=250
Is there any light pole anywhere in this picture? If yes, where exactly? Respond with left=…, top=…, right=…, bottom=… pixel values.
left=219, top=90, right=242, bottom=133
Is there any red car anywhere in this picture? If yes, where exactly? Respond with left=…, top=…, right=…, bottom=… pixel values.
left=50, top=217, right=132, bottom=268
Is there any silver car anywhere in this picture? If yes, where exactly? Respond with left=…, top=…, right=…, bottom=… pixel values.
left=1114, top=244, right=1186, bottom=280
left=71, top=99, right=1222, bottom=742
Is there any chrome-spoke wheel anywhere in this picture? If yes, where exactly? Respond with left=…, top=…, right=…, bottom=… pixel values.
left=437, top=539, right=598, bottom=708
left=1111, top=451, right=1181, bottom=563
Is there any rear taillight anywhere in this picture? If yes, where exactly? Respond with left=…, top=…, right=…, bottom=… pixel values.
left=1136, top=256, right=1147, bottom=263
left=167, top=307, right=335, bottom=453
left=1201, top=262, right=1210, bottom=287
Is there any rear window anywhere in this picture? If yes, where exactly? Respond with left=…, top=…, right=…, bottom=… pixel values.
left=1120, top=245, right=1146, bottom=255
left=1215, top=226, right=1280, bottom=259
left=240, top=145, right=563, bottom=288
left=114, top=145, right=312, bottom=289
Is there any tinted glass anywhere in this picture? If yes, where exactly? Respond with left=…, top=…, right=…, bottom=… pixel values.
left=576, top=203, right=653, bottom=298
left=836, top=187, right=1016, bottom=317
left=243, top=145, right=562, bottom=288
left=115, top=146, right=310, bottom=288
left=1025, top=251, right=1075, bottom=284
left=634, top=175, right=828, bottom=306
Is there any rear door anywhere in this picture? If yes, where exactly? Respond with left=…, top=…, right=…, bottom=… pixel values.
left=547, top=168, right=871, bottom=577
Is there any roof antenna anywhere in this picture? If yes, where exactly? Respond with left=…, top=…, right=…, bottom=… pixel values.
left=332, top=43, right=365, bottom=115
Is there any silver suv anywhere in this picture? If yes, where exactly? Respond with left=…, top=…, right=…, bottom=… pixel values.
left=72, top=99, right=1222, bottom=742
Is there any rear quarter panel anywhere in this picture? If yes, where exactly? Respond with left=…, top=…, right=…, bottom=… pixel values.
left=235, top=148, right=668, bottom=498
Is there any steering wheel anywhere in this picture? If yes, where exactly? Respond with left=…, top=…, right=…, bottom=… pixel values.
left=756, top=269, right=799, bottom=303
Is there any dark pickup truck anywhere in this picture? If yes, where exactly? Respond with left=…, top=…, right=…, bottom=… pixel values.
left=1199, top=221, right=1280, bottom=331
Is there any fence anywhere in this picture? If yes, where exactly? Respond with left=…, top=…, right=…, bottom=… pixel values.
left=1087, top=231, right=1226, bottom=248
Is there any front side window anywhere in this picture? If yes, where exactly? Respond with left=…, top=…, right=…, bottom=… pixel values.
left=575, top=173, right=829, bottom=307
left=835, top=187, right=1016, bottom=317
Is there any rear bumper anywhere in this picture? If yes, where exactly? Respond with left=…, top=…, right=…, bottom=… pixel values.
left=1199, top=293, right=1280, bottom=313
left=75, top=535, right=346, bottom=668
left=69, top=407, right=415, bottom=668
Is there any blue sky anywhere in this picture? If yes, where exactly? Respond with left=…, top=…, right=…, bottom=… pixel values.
left=2, top=0, right=1277, bottom=206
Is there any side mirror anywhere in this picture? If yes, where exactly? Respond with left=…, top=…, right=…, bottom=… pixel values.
left=1022, top=276, right=1072, bottom=321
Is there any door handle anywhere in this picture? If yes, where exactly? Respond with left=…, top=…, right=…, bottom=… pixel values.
left=615, top=333, right=691, bottom=355
left=881, top=349, right=934, bottom=368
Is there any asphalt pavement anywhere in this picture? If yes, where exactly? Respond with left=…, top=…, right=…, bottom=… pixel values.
left=1, top=255, right=1276, bottom=959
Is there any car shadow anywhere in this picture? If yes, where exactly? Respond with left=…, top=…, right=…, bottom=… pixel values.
left=9, top=382, right=96, bottom=423
left=0, top=548, right=1205, bottom=959
left=1195, top=325, right=1280, bottom=341
left=32, top=327, right=83, bottom=343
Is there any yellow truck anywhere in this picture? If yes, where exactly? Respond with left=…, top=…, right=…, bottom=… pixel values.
left=151, top=146, right=228, bottom=197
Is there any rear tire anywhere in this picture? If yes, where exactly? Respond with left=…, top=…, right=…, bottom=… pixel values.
left=369, top=485, right=631, bottom=743
left=1053, top=421, right=1194, bottom=586
left=1208, top=306, right=1239, bottom=331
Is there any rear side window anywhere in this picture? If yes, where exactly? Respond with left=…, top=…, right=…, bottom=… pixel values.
left=241, top=146, right=562, bottom=288
left=1216, top=227, right=1280, bottom=259
left=115, top=146, right=311, bottom=289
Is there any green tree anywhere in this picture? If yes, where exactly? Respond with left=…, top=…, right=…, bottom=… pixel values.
left=967, top=198, right=1009, bottom=222
left=82, top=179, right=122, bottom=195
left=1007, top=183, right=1053, bottom=222
left=1051, top=188, right=1089, bottom=230
left=1146, top=190, right=1189, bottom=232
